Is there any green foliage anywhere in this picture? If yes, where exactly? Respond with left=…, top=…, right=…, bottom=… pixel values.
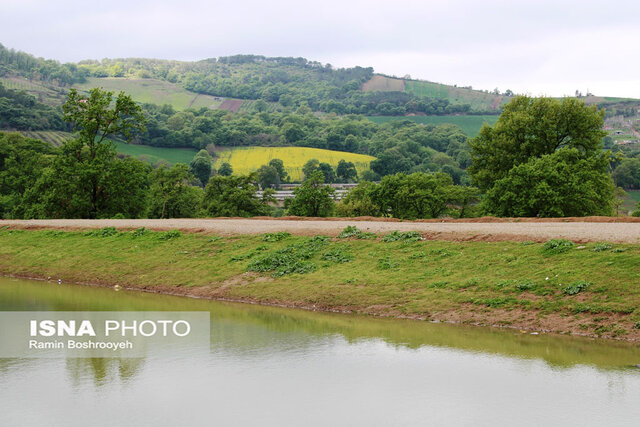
left=218, top=162, right=233, bottom=176
left=469, top=96, right=607, bottom=191
left=84, top=227, right=119, bottom=237
left=148, top=164, right=202, bottom=218
left=0, top=132, right=55, bottom=218
left=201, top=173, right=269, bottom=217
left=0, top=82, right=65, bottom=130
left=338, top=226, right=360, bottom=238
left=382, top=231, right=422, bottom=242
left=592, top=243, right=613, bottom=252
left=189, top=150, right=213, bottom=186
left=321, top=247, right=355, bottom=263
left=377, top=256, right=399, bottom=270
left=483, top=149, right=615, bottom=217
left=262, top=232, right=291, bottom=242
left=515, top=280, right=537, bottom=292
left=287, top=171, right=335, bottom=217
left=562, top=281, right=591, bottom=296
left=157, top=230, right=181, bottom=240
left=543, top=239, right=575, bottom=254
left=247, top=236, right=329, bottom=276
left=131, top=227, right=149, bottom=237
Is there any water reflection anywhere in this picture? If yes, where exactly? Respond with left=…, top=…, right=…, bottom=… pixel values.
left=1, top=278, right=640, bottom=426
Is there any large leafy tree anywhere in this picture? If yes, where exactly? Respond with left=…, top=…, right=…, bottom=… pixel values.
left=148, top=164, right=202, bottom=218
left=201, top=173, right=269, bottom=217
left=189, top=149, right=213, bottom=186
left=468, top=96, right=607, bottom=190
left=484, top=149, right=614, bottom=217
left=287, top=171, right=335, bottom=217
left=24, top=88, right=148, bottom=218
left=0, top=132, right=55, bottom=218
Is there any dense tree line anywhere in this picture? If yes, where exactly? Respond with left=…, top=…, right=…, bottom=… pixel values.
left=0, top=83, right=66, bottom=130
left=0, top=90, right=624, bottom=220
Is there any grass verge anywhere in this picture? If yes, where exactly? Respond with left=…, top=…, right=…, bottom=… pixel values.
left=1, top=227, right=639, bottom=340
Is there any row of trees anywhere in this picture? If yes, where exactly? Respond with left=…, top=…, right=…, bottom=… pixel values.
left=1, top=89, right=630, bottom=219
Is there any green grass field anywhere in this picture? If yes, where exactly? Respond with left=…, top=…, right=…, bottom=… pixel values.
left=73, top=77, right=223, bottom=110
left=366, top=115, right=499, bottom=136
left=114, top=142, right=197, bottom=165
left=215, top=146, right=375, bottom=181
left=404, top=80, right=508, bottom=112
left=0, top=76, right=67, bottom=105
left=1, top=228, right=638, bottom=340
left=19, top=130, right=72, bottom=146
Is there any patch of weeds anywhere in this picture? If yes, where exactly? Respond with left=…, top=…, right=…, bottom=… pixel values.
left=475, top=297, right=516, bottom=308
left=494, top=280, right=513, bottom=290
left=429, top=281, right=449, bottom=289
left=612, top=248, right=627, bottom=253
left=377, top=256, right=399, bottom=270
left=321, top=247, right=354, bottom=263
left=592, top=243, right=613, bottom=252
left=344, top=278, right=357, bottom=284
left=247, top=236, right=329, bottom=276
left=208, top=236, right=223, bottom=243
left=562, top=281, right=591, bottom=296
left=515, top=280, right=537, bottom=292
left=409, top=251, right=428, bottom=259
left=542, top=239, right=575, bottom=254
left=131, top=227, right=149, bottom=238
left=463, top=278, right=479, bottom=288
left=520, top=241, right=535, bottom=246
left=85, top=227, right=119, bottom=237
left=338, top=226, right=361, bottom=238
left=262, top=232, right=291, bottom=242
left=230, top=245, right=268, bottom=262
left=429, top=248, right=454, bottom=258
left=501, top=254, right=517, bottom=263
left=632, top=322, right=640, bottom=330
left=44, top=230, right=69, bottom=237
left=382, top=231, right=422, bottom=242
left=157, top=230, right=181, bottom=240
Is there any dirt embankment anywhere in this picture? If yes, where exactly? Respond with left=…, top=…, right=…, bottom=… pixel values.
left=2, top=217, right=640, bottom=243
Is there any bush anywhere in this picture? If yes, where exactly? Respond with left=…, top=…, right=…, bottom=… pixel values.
left=542, top=239, right=575, bottom=254
left=158, top=230, right=181, bottom=240
left=562, top=281, right=591, bottom=295
left=262, top=232, right=291, bottom=242
left=382, top=231, right=422, bottom=242
left=321, top=247, right=354, bottom=263
left=592, top=243, right=612, bottom=252
left=85, top=227, right=119, bottom=237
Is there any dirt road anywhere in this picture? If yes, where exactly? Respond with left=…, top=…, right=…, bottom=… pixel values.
left=3, top=218, right=640, bottom=243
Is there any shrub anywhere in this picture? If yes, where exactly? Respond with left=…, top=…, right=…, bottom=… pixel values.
left=382, top=231, right=422, bottom=242
left=592, top=243, right=612, bottom=252
left=337, top=226, right=375, bottom=239
left=321, top=248, right=354, bottom=263
left=562, top=281, right=591, bottom=295
left=85, top=227, right=119, bottom=237
left=262, top=232, right=291, bottom=242
left=158, top=230, right=181, bottom=240
left=377, top=256, right=399, bottom=269
left=515, top=280, right=537, bottom=292
left=542, top=239, right=575, bottom=254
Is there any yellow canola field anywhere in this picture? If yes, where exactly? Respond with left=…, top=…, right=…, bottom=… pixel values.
left=214, top=146, right=375, bottom=181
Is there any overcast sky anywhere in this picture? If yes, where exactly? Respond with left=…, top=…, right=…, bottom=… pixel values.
left=1, top=0, right=638, bottom=97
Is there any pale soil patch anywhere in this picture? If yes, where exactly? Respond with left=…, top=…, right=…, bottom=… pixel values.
left=361, top=75, right=405, bottom=92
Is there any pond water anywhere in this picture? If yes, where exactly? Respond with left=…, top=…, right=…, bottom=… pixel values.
left=1, top=277, right=639, bottom=426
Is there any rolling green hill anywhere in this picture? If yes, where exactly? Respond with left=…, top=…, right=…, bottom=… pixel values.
left=73, top=77, right=223, bottom=111
left=366, top=115, right=499, bottom=137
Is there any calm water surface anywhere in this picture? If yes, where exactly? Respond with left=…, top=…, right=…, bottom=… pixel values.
left=1, top=277, right=639, bottom=427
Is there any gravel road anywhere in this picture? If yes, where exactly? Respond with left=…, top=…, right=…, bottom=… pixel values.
left=3, top=218, right=640, bottom=243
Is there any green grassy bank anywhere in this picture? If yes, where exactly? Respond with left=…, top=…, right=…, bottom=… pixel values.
left=1, top=227, right=639, bottom=341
